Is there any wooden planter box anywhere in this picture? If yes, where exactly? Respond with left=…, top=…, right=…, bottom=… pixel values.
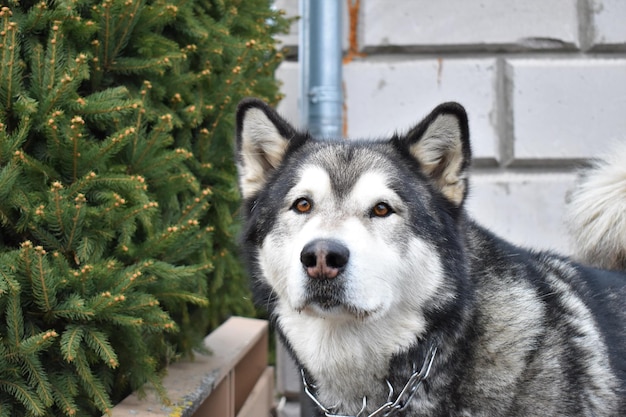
left=109, top=317, right=274, bottom=417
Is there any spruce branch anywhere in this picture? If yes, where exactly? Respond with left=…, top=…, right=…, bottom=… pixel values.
left=84, top=328, right=119, bottom=369
left=72, top=350, right=112, bottom=415
left=108, top=54, right=184, bottom=75
left=60, top=325, right=85, bottom=363
left=49, top=376, right=78, bottom=417
left=52, top=295, right=95, bottom=321
left=28, top=245, right=57, bottom=314
left=74, top=86, right=140, bottom=130
left=0, top=378, right=45, bottom=416
left=102, top=0, right=143, bottom=70
left=0, top=7, right=20, bottom=113
left=18, top=349, right=54, bottom=408
left=12, top=149, right=60, bottom=182
left=65, top=192, right=86, bottom=252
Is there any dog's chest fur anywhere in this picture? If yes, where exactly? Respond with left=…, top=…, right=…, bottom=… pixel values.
left=277, top=300, right=430, bottom=411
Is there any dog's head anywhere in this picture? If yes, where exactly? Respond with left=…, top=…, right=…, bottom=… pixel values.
left=235, top=99, right=471, bottom=323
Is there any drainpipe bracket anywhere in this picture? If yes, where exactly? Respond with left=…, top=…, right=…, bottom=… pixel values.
left=308, top=86, right=343, bottom=104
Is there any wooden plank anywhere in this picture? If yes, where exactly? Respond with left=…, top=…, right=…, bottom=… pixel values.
left=236, top=367, right=275, bottom=417
left=110, top=317, right=268, bottom=417
left=234, top=327, right=268, bottom=413
left=194, top=371, right=234, bottom=417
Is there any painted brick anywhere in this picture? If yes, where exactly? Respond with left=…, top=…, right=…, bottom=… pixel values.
left=276, top=59, right=499, bottom=159
left=343, top=58, right=499, bottom=159
left=466, top=172, right=578, bottom=254
left=361, top=0, right=580, bottom=51
left=589, top=0, right=626, bottom=48
left=275, top=61, right=301, bottom=127
left=273, top=0, right=299, bottom=49
left=506, top=58, right=626, bottom=161
left=272, top=0, right=349, bottom=51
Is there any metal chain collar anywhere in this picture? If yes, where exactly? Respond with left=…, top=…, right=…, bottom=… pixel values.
left=301, top=345, right=438, bottom=417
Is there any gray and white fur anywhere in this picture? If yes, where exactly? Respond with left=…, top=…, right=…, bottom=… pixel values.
left=567, top=142, right=626, bottom=271
left=235, top=99, right=625, bottom=417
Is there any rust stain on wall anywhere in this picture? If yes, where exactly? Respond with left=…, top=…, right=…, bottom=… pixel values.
left=343, top=0, right=367, bottom=137
left=343, top=0, right=367, bottom=64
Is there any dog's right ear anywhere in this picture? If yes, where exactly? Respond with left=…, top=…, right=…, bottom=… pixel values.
left=235, top=99, right=295, bottom=199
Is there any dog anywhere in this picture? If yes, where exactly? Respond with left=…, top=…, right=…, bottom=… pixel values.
left=235, top=98, right=625, bottom=416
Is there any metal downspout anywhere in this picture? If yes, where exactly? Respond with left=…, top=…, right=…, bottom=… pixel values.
left=299, top=0, right=343, bottom=138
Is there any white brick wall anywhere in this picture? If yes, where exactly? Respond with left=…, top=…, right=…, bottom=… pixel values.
left=589, top=0, right=626, bottom=48
left=274, top=0, right=626, bottom=256
left=278, top=59, right=500, bottom=159
left=361, top=0, right=580, bottom=51
left=506, top=58, right=626, bottom=161
left=467, top=172, right=579, bottom=253
left=343, top=59, right=499, bottom=159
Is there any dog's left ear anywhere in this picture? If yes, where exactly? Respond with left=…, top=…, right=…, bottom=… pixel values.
left=403, top=102, right=471, bottom=207
left=235, top=98, right=296, bottom=199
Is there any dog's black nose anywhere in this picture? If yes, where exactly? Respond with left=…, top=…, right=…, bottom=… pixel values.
left=300, top=239, right=349, bottom=279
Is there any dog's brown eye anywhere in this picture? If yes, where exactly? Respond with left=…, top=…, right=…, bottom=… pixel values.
left=293, top=198, right=312, bottom=214
left=371, top=202, right=393, bottom=218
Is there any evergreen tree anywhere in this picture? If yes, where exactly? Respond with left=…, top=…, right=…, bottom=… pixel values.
left=0, top=0, right=289, bottom=415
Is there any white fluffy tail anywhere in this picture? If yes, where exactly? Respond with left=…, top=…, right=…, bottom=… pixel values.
left=566, top=143, right=626, bottom=271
